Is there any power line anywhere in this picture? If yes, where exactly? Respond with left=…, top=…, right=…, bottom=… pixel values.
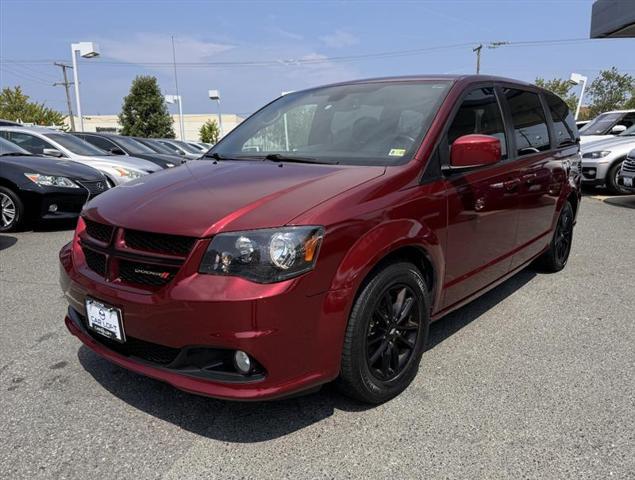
left=0, top=37, right=601, bottom=69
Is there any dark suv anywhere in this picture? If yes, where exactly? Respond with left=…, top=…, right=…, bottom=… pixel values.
left=60, top=75, right=581, bottom=403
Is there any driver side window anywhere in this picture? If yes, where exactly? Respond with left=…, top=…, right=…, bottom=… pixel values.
left=0, top=131, right=53, bottom=155
left=447, top=87, right=508, bottom=159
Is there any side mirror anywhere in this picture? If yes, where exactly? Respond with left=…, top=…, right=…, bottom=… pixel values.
left=611, top=125, right=627, bottom=134
left=109, top=147, right=125, bottom=155
left=450, top=134, right=501, bottom=169
left=42, top=148, right=63, bottom=158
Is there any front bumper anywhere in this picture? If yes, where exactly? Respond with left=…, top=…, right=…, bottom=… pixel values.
left=59, top=242, right=351, bottom=401
left=581, top=160, right=611, bottom=185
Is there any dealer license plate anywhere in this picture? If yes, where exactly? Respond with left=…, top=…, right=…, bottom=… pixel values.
left=85, top=298, right=125, bottom=343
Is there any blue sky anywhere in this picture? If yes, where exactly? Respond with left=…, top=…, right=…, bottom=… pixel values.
left=1, top=0, right=633, bottom=117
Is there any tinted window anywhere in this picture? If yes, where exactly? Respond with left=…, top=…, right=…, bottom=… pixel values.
left=0, top=131, right=54, bottom=155
left=579, top=112, right=622, bottom=135
left=447, top=86, right=507, bottom=159
left=214, top=81, right=452, bottom=166
left=544, top=93, right=577, bottom=146
left=620, top=112, right=635, bottom=129
left=0, top=136, right=30, bottom=155
left=113, top=136, right=157, bottom=154
left=503, top=89, right=550, bottom=155
left=81, top=135, right=119, bottom=152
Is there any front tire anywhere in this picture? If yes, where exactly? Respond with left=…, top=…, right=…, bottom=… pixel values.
left=535, top=201, right=574, bottom=273
left=606, top=160, right=629, bottom=195
left=337, top=262, right=430, bottom=403
left=0, top=186, right=24, bottom=232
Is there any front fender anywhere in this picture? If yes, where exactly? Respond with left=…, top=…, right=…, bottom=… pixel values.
left=329, top=218, right=445, bottom=311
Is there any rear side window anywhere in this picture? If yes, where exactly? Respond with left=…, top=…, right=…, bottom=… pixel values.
left=447, top=86, right=507, bottom=159
left=503, top=88, right=550, bottom=156
left=544, top=93, right=578, bottom=146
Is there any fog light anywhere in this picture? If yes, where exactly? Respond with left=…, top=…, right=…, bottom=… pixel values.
left=48, top=203, right=58, bottom=213
left=234, top=350, right=251, bottom=374
left=588, top=169, right=596, bottom=176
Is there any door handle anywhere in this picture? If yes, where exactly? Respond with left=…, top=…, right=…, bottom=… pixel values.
left=522, top=173, right=537, bottom=184
left=504, top=178, right=521, bottom=191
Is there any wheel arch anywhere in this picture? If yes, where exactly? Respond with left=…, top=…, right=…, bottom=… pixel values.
left=330, top=219, right=444, bottom=313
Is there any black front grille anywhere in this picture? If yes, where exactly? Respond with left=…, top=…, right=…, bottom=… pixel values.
left=84, top=219, right=114, bottom=243
left=82, top=246, right=107, bottom=276
left=125, top=229, right=195, bottom=256
left=78, top=180, right=109, bottom=197
left=85, top=327, right=180, bottom=365
left=118, top=259, right=178, bottom=286
left=622, top=158, right=635, bottom=172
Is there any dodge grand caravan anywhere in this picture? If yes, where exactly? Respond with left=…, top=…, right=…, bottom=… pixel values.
left=60, top=75, right=581, bottom=403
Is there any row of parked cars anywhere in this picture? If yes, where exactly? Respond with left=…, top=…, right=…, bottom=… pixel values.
left=0, top=122, right=212, bottom=232
left=576, top=109, right=635, bottom=194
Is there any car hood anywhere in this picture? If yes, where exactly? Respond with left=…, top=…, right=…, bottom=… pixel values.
left=580, top=136, right=635, bottom=153
left=84, top=160, right=385, bottom=237
left=130, top=153, right=186, bottom=165
left=1, top=155, right=105, bottom=180
left=580, top=134, right=615, bottom=144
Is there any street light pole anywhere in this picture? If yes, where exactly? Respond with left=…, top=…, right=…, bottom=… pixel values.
left=570, top=73, right=588, bottom=120
left=208, top=90, right=223, bottom=140
left=70, top=42, right=100, bottom=132
left=473, top=44, right=482, bottom=74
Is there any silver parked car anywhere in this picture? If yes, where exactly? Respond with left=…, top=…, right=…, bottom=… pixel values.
left=580, top=124, right=635, bottom=194
left=0, top=127, right=160, bottom=186
left=156, top=139, right=201, bottom=159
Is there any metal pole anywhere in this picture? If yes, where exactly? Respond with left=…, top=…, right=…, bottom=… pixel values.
left=575, top=78, right=587, bottom=120
left=473, top=44, right=482, bottom=74
left=216, top=99, right=223, bottom=139
left=71, top=48, right=84, bottom=131
left=178, top=97, right=185, bottom=140
left=53, top=62, right=75, bottom=131
left=171, top=36, right=184, bottom=141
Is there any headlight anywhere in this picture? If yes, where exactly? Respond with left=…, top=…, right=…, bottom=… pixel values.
left=113, top=167, right=145, bottom=181
left=24, top=173, right=79, bottom=188
left=582, top=151, right=611, bottom=159
left=199, top=226, right=324, bottom=283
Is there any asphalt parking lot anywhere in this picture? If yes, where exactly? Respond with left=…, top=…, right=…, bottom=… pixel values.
left=1, top=193, right=633, bottom=480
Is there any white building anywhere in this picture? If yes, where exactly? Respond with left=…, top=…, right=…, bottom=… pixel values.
left=63, top=113, right=244, bottom=141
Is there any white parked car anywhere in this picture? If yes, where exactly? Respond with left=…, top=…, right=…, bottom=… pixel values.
left=0, top=127, right=160, bottom=186
left=580, top=124, right=635, bottom=194
left=579, top=109, right=635, bottom=144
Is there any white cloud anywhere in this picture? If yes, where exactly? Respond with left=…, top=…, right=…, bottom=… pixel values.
left=320, top=30, right=359, bottom=49
left=99, top=33, right=234, bottom=65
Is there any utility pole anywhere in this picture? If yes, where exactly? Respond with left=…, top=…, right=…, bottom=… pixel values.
left=53, top=62, right=75, bottom=131
left=473, top=42, right=509, bottom=74
left=473, top=44, right=482, bottom=74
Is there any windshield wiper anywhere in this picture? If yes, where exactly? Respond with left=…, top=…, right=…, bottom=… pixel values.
left=203, top=152, right=225, bottom=160
left=0, top=152, right=36, bottom=157
left=264, top=153, right=339, bottom=165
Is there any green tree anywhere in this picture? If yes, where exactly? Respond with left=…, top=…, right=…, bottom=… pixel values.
left=534, top=77, right=579, bottom=113
left=199, top=119, right=220, bottom=144
left=587, top=67, right=635, bottom=117
left=0, top=86, right=65, bottom=126
left=118, top=76, right=174, bottom=138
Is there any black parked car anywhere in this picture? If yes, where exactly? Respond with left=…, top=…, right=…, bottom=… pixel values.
left=70, top=133, right=185, bottom=169
left=0, top=137, right=109, bottom=231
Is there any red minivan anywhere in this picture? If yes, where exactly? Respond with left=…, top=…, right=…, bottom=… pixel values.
left=60, top=75, right=581, bottom=403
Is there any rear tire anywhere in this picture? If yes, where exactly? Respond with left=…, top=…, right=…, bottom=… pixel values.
left=606, top=160, right=629, bottom=195
left=336, top=262, right=430, bottom=404
left=0, top=186, right=24, bottom=232
left=535, top=201, right=574, bottom=273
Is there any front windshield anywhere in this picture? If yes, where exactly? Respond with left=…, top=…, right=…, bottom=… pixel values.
left=0, top=137, right=30, bottom=155
left=619, top=124, right=635, bottom=136
left=113, top=136, right=156, bottom=154
left=579, top=112, right=622, bottom=135
left=45, top=133, right=108, bottom=156
left=213, top=81, right=452, bottom=165
left=158, top=141, right=184, bottom=154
